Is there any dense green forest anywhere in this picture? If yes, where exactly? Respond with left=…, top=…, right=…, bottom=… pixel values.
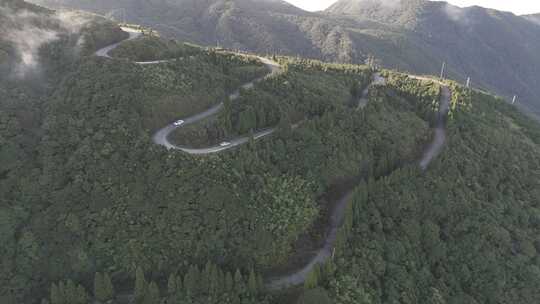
left=1, top=1, right=540, bottom=304
left=297, top=84, right=540, bottom=304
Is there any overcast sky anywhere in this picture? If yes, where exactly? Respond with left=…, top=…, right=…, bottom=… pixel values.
left=284, top=0, right=540, bottom=15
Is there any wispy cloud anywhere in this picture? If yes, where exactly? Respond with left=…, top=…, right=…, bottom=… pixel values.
left=444, top=3, right=469, bottom=24
left=0, top=5, right=92, bottom=78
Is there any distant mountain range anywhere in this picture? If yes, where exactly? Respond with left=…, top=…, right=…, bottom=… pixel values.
left=28, top=0, right=540, bottom=118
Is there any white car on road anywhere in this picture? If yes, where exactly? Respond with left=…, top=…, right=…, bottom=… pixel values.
left=219, top=142, right=231, bottom=147
left=173, top=120, right=185, bottom=126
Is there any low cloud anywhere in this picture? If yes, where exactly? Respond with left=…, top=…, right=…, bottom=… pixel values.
left=0, top=5, right=92, bottom=78
left=443, top=3, right=472, bottom=26
left=527, top=15, right=540, bottom=26
left=56, top=10, right=93, bottom=33
left=5, top=25, right=58, bottom=77
left=377, top=0, right=401, bottom=9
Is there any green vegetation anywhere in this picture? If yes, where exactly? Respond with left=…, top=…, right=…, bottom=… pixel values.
left=171, top=59, right=373, bottom=147
left=2, top=2, right=540, bottom=304
left=79, top=19, right=129, bottom=56
left=1, top=13, right=436, bottom=302
left=109, top=33, right=200, bottom=62
left=296, top=83, right=540, bottom=304
left=116, top=50, right=267, bottom=130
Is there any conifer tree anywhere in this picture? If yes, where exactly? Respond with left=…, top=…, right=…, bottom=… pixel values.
left=144, top=282, right=160, bottom=304
left=304, top=267, right=319, bottom=289
left=256, top=274, right=264, bottom=292
left=208, top=264, right=219, bottom=295
left=231, top=293, right=241, bottom=304
left=75, top=285, right=88, bottom=304
left=247, top=268, right=258, bottom=295
left=225, top=271, right=234, bottom=292
left=200, top=262, right=211, bottom=294
left=175, top=275, right=183, bottom=291
left=184, top=265, right=200, bottom=295
left=167, top=273, right=177, bottom=295
left=297, top=288, right=332, bottom=304
left=322, top=260, right=336, bottom=281
left=134, top=266, right=147, bottom=304
left=183, top=271, right=192, bottom=295
left=65, top=280, right=77, bottom=304
left=57, top=281, right=66, bottom=304
left=50, top=283, right=62, bottom=304
left=234, top=269, right=246, bottom=294
left=103, top=273, right=114, bottom=301
left=428, top=288, right=446, bottom=304
left=216, top=269, right=225, bottom=294
left=94, top=272, right=105, bottom=302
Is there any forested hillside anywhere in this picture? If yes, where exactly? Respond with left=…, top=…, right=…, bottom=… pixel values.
left=298, top=79, right=540, bottom=304
left=2, top=35, right=434, bottom=303
left=27, top=0, right=540, bottom=119
left=2, top=1, right=540, bottom=304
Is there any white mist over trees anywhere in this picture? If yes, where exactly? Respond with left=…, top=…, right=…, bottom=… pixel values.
left=0, top=3, right=91, bottom=77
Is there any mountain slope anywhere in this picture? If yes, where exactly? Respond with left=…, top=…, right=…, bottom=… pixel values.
left=27, top=0, right=366, bottom=62
left=2, top=5, right=428, bottom=301
left=326, top=0, right=540, bottom=118
left=4, top=21, right=540, bottom=302
left=28, top=0, right=540, bottom=119
left=27, top=0, right=321, bottom=55
left=3, top=1, right=540, bottom=303
left=324, top=81, right=540, bottom=304
left=326, top=0, right=428, bottom=28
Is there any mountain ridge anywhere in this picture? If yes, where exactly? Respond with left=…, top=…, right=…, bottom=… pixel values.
left=26, top=0, right=540, bottom=119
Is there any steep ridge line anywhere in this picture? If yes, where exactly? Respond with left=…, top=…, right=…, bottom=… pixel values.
left=358, top=73, right=386, bottom=109
left=94, top=27, right=450, bottom=292
left=407, top=75, right=452, bottom=170
left=266, top=79, right=451, bottom=289
left=95, top=27, right=283, bottom=154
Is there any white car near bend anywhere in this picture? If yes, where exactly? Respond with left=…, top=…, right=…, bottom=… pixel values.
left=220, top=142, right=231, bottom=147
left=173, top=120, right=185, bottom=126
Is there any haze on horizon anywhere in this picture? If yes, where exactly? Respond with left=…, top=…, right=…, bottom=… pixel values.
left=284, top=0, right=540, bottom=15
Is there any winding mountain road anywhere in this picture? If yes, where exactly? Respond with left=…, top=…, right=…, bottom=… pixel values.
left=96, top=27, right=282, bottom=154
left=266, top=76, right=451, bottom=289
left=151, top=57, right=281, bottom=154
left=266, top=190, right=355, bottom=289
left=95, top=27, right=142, bottom=58
left=94, top=28, right=451, bottom=292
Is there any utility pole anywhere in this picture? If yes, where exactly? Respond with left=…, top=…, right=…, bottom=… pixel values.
left=512, top=95, right=517, bottom=104
left=466, top=77, right=470, bottom=88
left=367, top=55, right=374, bottom=69
left=440, top=61, right=446, bottom=80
